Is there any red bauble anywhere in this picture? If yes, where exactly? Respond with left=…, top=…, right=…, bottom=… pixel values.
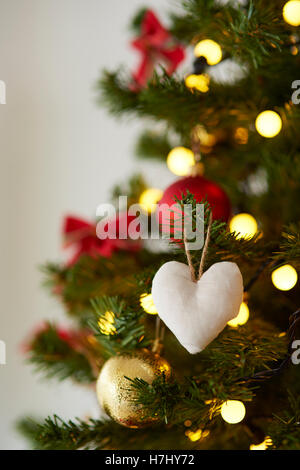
left=157, top=176, right=231, bottom=229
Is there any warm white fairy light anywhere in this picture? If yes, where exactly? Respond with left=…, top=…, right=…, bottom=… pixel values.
left=283, top=1, right=300, bottom=26
left=255, top=110, right=282, bottom=138
left=186, top=429, right=202, bottom=442
left=271, top=264, right=298, bottom=291
left=167, top=146, right=195, bottom=176
left=250, top=436, right=273, bottom=450
left=220, top=400, right=246, bottom=424
left=140, top=293, right=158, bottom=315
left=98, top=311, right=116, bottom=336
left=185, top=73, right=210, bottom=93
left=139, top=188, right=163, bottom=213
left=227, top=302, right=249, bottom=327
left=230, top=213, right=258, bottom=240
left=194, top=39, right=222, bottom=65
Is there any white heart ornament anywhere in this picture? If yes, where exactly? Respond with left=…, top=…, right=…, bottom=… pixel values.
left=151, top=261, right=243, bottom=354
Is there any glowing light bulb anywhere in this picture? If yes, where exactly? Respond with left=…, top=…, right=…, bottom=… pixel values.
left=140, top=293, right=158, bottom=314
left=230, top=213, right=258, bottom=240
left=283, top=1, right=300, bottom=26
left=167, top=146, right=195, bottom=176
left=255, top=110, right=282, bottom=138
left=194, top=39, right=222, bottom=65
left=139, top=188, right=163, bottom=213
left=98, top=311, right=116, bottom=336
left=185, top=73, right=210, bottom=92
left=186, top=429, right=202, bottom=442
left=227, top=302, right=249, bottom=327
left=250, top=436, right=273, bottom=450
left=220, top=400, right=246, bottom=424
left=271, top=264, right=298, bottom=291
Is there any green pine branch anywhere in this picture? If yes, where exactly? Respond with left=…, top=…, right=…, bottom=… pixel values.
left=135, top=131, right=173, bottom=161
left=88, top=296, right=151, bottom=357
left=27, top=324, right=95, bottom=383
left=272, top=224, right=300, bottom=269
left=42, top=249, right=170, bottom=318
left=170, top=0, right=289, bottom=67
left=267, top=391, right=300, bottom=450
left=17, top=415, right=205, bottom=450
left=18, top=416, right=119, bottom=450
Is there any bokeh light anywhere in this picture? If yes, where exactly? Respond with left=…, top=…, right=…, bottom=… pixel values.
left=255, top=110, right=282, bottom=138
left=230, top=213, right=258, bottom=239
left=250, top=436, right=273, bottom=450
left=186, top=429, right=202, bottom=442
left=283, top=1, right=300, bottom=26
left=140, top=293, right=158, bottom=314
left=185, top=73, right=210, bottom=92
left=98, top=311, right=116, bottom=336
left=271, top=264, right=298, bottom=291
left=139, top=188, right=163, bottom=213
left=227, top=302, right=249, bottom=327
left=220, top=400, right=246, bottom=424
left=167, top=146, right=195, bottom=176
left=194, top=39, right=222, bottom=65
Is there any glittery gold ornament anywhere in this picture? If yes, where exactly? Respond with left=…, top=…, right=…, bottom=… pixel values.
left=96, top=349, right=171, bottom=428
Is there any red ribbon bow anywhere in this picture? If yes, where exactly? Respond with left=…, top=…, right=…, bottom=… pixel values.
left=63, top=215, right=140, bottom=266
left=131, top=10, right=185, bottom=88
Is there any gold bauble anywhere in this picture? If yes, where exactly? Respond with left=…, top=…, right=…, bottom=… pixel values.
left=96, top=349, right=171, bottom=428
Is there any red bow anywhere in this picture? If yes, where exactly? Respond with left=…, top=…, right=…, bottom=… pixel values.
left=131, top=10, right=185, bottom=88
left=63, top=215, right=140, bottom=266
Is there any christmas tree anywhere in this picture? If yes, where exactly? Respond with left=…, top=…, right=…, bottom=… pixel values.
left=19, top=0, right=300, bottom=450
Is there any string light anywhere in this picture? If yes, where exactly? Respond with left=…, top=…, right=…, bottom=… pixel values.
left=139, top=188, right=163, bottom=213
left=278, top=331, right=286, bottom=338
left=250, top=436, right=273, bottom=450
left=220, top=400, right=246, bottom=424
left=283, top=1, right=300, bottom=26
left=227, top=302, right=249, bottom=327
left=271, top=264, right=298, bottom=291
left=98, top=311, right=116, bottom=336
left=194, top=39, right=222, bottom=65
left=167, top=146, right=195, bottom=176
left=185, top=73, right=210, bottom=93
left=230, top=213, right=258, bottom=239
left=255, top=110, right=282, bottom=138
left=202, top=430, right=210, bottom=439
left=140, top=293, right=158, bottom=314
left=186, top=429, right=202, bottom=442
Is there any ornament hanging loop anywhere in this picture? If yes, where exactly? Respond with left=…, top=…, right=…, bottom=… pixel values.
left=184, top=229, right=197, bottom=282
left=152, top=316, right=165, bottom=354
left=183, top=211, right=213, bottom=283
left=198, top=212, right=213, bottom=280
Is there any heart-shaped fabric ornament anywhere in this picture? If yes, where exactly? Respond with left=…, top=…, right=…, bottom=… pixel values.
left=151, top=261, right=243, bottom=354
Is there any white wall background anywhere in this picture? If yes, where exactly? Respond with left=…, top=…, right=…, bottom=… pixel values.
left=0, top=0, right=177, bottom=449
